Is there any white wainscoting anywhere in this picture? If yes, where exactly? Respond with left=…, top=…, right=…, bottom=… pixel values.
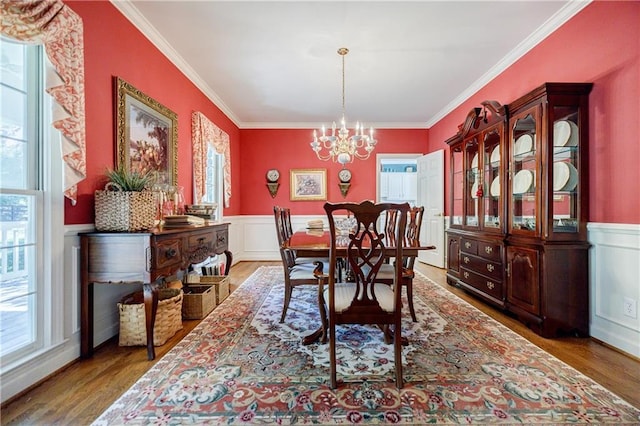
left=588, top=223, right=640, bottom=358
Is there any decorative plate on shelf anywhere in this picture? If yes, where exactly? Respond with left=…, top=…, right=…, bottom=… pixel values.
left=490, top=175, right=500, bottom=197
left=553, top=161, right=578, bottom=191
left=471, top=181, right=479, bottom=199
left=553, top=120, right=579, bottom=147
left=471, top=153, right=479, bottom=169
left=490, top=145, right=500, bottom=165
left=513, top=170, right=534, bottom=194
left=266, top=169, right=280, bottom=182
left=338, top=168, right=352, bottom=183
left=514, top=134, right=533, bottom=156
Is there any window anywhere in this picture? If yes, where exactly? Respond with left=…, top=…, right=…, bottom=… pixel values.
left=0, top=37, right=62, bottom=367
left=201, top=145, right=223, bottom=221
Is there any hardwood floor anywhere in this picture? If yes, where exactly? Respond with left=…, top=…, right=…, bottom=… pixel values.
left=2, top=261, right=639, bottom=424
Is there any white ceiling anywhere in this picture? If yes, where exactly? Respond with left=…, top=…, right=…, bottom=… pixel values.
left=113, top=1, right=588, bottom=129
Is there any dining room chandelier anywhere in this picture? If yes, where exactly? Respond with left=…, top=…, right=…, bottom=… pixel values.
left=310, top=48, right=377, bottom=165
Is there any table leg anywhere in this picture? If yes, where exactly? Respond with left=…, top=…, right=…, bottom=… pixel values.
left=143, top=283, right=159, bottom=360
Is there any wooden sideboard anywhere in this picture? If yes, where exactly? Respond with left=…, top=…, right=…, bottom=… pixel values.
left=80, top=222, right=231, bottom=360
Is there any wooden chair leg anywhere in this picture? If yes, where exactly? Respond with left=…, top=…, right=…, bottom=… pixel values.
left=280, top=282, right=293, bottom=323
left=329, top=324, right=338, bottom=389
left=406, top=281, right=417, bottom=322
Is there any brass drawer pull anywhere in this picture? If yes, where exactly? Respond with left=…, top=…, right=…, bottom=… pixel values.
left=487, top=281, right=495, bottom=290
left=464, top=271, right=469, bottom=279
left=465, top=241, right=472, bottom=249
left=485, top=246, right=493, bottom=254
left=464, top=256, right=470, bottom=264
left=487, top=264, right=494, bottom=272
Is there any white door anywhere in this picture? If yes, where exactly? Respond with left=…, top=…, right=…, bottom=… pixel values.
left=417, top=150, right=445, bottom=267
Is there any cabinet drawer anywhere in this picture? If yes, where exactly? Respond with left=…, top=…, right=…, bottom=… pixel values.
left=460, top=238, right=478, bottom=255
left=460, top=267, right=503, bottom=300
left=460, top=253, right=503, bottom=281
left=187, top=230, right=215, bottom=250
left=154, top=238, right=182, bottom=270
left=478, top=241, right=502, bottom=262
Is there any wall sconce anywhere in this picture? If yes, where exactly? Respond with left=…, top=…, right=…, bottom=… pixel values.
left=338, top=182, right=351, bottom=198
left=338, top=168, right=351, bottom=198
left=266, top=169, right=280, bottom=198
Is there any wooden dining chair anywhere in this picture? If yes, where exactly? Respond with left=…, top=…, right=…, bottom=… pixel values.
left=316, top=200, right=409, bottom=389
left=273, top=206, right=324, bottom=323
left=377, top=206, right=425, bottom=322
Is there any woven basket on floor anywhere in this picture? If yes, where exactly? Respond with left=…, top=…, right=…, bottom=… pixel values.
left=118, top=288, right=183, bottom=346
left=95, top=183, right=156, bottom=232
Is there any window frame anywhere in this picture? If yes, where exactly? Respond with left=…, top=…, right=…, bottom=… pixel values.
left=201, top=145, right=224, bottom=221
left=0, top=39, right=65, bottom=371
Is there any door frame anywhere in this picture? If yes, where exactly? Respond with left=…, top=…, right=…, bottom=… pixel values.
left=376, top=153, right=423, bottom=204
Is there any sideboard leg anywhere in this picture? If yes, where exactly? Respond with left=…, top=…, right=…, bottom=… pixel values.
left=143, top=283, right=159, bottom=360
left=223, top=250, right=233, bottom=275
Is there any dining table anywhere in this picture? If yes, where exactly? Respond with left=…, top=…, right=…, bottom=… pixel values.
left=283, top=227, right=435, bottom=345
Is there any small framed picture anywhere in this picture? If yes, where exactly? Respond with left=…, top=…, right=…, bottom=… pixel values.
left=290, top=169, right=327, bottom=201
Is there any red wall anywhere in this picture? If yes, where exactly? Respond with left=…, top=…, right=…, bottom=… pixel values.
left=239, top=129, right=428, bottom=215
left=65, top=1, right=639, bottom=225
left=429, top=1, right=640, bottom=224
left=64, top=1, right=241, bottom=224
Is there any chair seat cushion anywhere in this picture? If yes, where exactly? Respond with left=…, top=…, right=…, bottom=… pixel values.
left=289, top=262, right=319, bottom=279
left=324, top=282, right=395, bottom=313
left=295, top=257, right=330, bottom=265
left=376, top=263, right=414, bottom=280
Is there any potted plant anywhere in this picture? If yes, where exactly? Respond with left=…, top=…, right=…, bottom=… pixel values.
left=94, top=166, right=157, bottom=232
left=104, top=166, right=155, bottom=192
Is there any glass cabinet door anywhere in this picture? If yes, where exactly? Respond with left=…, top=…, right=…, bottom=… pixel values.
left=451, top=146, right=463, bottom=227
left=550, top=106, right=581, bottom=233
left=510, top=112, right=538, bottom=233
left=483, top=129, right=501, bottom=230
left=465, top=137, right=480, bottom=229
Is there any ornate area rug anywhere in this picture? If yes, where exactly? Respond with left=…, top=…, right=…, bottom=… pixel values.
left=94, top=266, right=640, bottom=425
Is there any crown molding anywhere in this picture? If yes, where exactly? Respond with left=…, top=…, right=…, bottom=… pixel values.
left=112, top=0, right=590, bottom=131
left=425, top=0, right=592, bottom=128
left=240, top=121, right=429, bottom=130
left=110, top=0, right=242, bottom=127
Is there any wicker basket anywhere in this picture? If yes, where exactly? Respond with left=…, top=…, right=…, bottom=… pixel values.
left=118, top=288, right=183, bottom=346
left=200, top=276, right=230, bottom=304
left=182, top=285, right=216, bottom=319
left=95, top=183, right=156, bottom=232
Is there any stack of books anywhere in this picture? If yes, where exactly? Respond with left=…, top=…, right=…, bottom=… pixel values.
left=307, top=219, right=324, bottom=229
left=163, top=215, right=206, bottom=228
left=185, top=203, right=217, bottom=220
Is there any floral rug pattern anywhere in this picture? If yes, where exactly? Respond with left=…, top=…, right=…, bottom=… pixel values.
left=94, top=266, right=640, bottom=425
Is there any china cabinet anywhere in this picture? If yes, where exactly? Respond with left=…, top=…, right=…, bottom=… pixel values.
left=446, top=100, right=508, bottom=307
left=446, top=83, right=592, bottom=337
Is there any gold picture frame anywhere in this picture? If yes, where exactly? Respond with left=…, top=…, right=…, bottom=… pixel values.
left=290, top=169, right=327, bottom=201
left=114, top=77, right=178, bottom=185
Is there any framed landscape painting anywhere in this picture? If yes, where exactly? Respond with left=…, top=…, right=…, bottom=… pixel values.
left=114, top=77, right=178, bottom=185
left=290, top=169, right=327, bottom=201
